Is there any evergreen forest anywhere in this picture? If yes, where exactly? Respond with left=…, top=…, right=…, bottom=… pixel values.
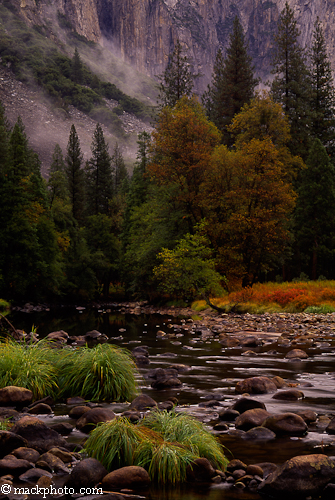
left=1, top=2, right=335, bottom=304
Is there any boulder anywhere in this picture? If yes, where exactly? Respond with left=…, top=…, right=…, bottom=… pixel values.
left=11, top=416, right=67, bottom=452
left=0, top=431, right=28, bottom=459
left=272, top=389, right=304, bottom=401
left=235, top=377, right=277, bottom=394
left=258, top=454, right=335, bottom=499
left=240, top=336, right=262, bottom=347
left=38, top=452, right=68, bottom=473
left=235, top=408, right=270, bottom=431
left=76, top=407, right=116, bottom=433
left=66, top=458, right=107, bottom=489
left=272, top=376, right=288, bottom=388
left=46, top=330, right=69, bottom=345
left=48, top=447, right=74, bottom=464
left=12, top=447, right=40, bottom=463
left=285, top=349, right=308, bottom=360
left=27, top=403, right=53, bottom=414
left=326, top=417, right=335, bottom=434
left=0, top=457, right=33, bottom=477
left=231, top=397, right=267, bottom=414
left=49, top=422, right=74, bottom=435
left=18, top=468, right=53, bottom=483
left=102, top=466, right=151, bottom=490
left=295, top=410, right=317, bottom=424
left=242, top=426, right=276, bottom=441
left=219, top=409, right=240, bottom=421
left=69, top=405, right=90, bottom=419
left=186, top=458, right=216, bottom=482
left=262, top=413, right=308, bottom=436
left=0, top=386, right=33, bottom=407
left=128, top=394, right=157, bottom=411
left=151, top=377, right=182, bottom=390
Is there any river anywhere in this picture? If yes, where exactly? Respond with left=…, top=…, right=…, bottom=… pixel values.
left=6, top=306, right=335, bottom=500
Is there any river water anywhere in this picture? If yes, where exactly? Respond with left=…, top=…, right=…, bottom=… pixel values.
left=6, top=307, right=335, bottom=500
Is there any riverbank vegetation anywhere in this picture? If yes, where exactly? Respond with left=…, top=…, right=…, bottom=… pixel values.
left=0, top=339, right=138, bottom=401
left=1, top=3, right=335, bottom=307
left=192, top=281, right=335, bottom=314
left=84, top=411, right=228, bottom=483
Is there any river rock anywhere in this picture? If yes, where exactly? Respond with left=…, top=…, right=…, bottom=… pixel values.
left=295, top=410, right=317, bottom=424
left=0, top=386, right=33, bottom=407
left=38, top=452, right=68, bottom=473
left=235, top=408, right=270, bottom=431
left=240, top=336, right=262, bottom=347
left=0, top=457, right=33, bottom=477
left=257, top=454, right=335, bottom=498
left=325, top=417, right=335, bottom=434
left=76, top=407, right=116, bottom=433
left=262, top=413, right=308, bottom=436
left=231, top=397, right=267, bottom=414
left=102, top=466, right=151, bottom=490
left=219, top=409, right=240, bottom=421
left=66, top=396, right=86, bottom=405
left=285, top=349, right=309, bottom=359
left=272, top=389, right=304, bottom=401
left=11, top=416, right=67, bottom=452
left=128, top=394, right=157, bottom=411
left=69, top=405, right=90, bottom=419
left=12, top=447, right=40, bottom=463
left=227, top=459, right=247, bottom=473
left=66, top=458, right=107, bottom=488
left=46, top=330, right=69, bottom=345
left=271, top=376, right=288, bottom=388
left=48, top=447, right=74, bottom=464
left=18, top=468, right=53, bottom=483
left=242, top=426, right=276, bottom=440
left=27, top=403, right=53, bottom=414
left=235, top=377, right=277, bottom=394
left=0, top=431, right=28, bottom=459
left=49, top=422, right=74, bottom=435
left=186, top=458, right=216, bottom=482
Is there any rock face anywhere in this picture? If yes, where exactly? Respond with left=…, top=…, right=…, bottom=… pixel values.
left=258, top=454, right=335, bottom=498
left=12, top=0, right=335, bottom=91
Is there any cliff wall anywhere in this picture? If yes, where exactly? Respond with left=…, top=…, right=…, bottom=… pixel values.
left=13, top=0, right=335, bottom=90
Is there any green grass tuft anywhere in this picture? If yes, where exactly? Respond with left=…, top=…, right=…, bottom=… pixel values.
left=84, top=411, right=228, bottom=484
left=0, top=338, right=59, bottom=400
left=56, top=344, right=138, bottom=401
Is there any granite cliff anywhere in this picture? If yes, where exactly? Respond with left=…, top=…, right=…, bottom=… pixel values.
left=13, top=0, right=335, bottom=90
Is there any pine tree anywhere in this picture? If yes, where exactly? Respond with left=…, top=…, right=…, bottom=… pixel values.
left=203, top=17, right=257, bottom=146
left=72, top=47, right=83, bottom=84
left=112, top=142, right=128, bottom=195
left=294, top=139, right=335, bottom=279
left=85, top=123, right=113, bottom=216
left=48, top=144, right=69, bottom=206
left=310, top=17, right=335, bottom=155
left=157, top=39, right=198, bottom=108
left=271, top=2, right=311, bottom=160
left=65, top=124, right=85, bottom=222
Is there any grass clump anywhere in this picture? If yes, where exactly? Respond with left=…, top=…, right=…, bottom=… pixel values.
left=0, top=340, right=139, bottom=403
left=0, top=339, right=59, bottom=400
left=84, top=410, right=228, bottom=484
left=57, top=344, right=138, bottom=402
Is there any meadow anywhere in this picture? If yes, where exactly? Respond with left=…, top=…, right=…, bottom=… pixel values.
left=192, top=280, right=335, bottom=314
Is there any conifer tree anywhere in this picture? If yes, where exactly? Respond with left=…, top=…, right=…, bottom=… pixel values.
left=48, top=144, right=69, bottom=206
left=310, top=17, right=335, bottom=155
left=65, top=124, right=85, bottom=222
left=271, top=2, right=311, bottom=160
left=294, top=139, right=335, bottom=279
left=72, top=47, right=83, bottom=84
left=157, top=39, right=198, bottom=108
left=85, top=123, right=113, bottom=216
left=112, top=143, right=129, bottom=195
left=203, top=17, right=257, bottom=146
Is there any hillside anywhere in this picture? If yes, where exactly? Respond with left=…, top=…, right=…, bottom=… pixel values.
left=0, top=1, right=155, bottom=174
